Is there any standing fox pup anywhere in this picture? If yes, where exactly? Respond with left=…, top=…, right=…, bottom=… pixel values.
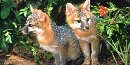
left=22, top=6, right=81, bottom=65
left=66, top=0, right=100, bottom=65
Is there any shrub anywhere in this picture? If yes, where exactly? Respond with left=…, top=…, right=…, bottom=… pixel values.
left=92, top=2, right=130, bottom=65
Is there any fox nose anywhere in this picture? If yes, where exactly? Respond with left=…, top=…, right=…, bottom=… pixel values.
left=21, top=29, right=27, bottom=34
left=85, top=22, right=89, bottom=29
left=85, top=25, right=89, bottom=29
left=21, top=25, right=29, bottom=34
left=81, top=21, right=89, bottom=29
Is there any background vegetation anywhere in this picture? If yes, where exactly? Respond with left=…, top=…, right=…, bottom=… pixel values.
left=0, top=0, right=130, bottom=65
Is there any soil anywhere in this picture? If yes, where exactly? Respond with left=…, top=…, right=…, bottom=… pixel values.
left=0, top=46, right=129, bottom=65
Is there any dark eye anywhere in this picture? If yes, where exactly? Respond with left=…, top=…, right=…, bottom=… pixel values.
left=28, top=24, right=33, bottom=27
left=86, top=18, right=89, bottom=21
left=77, top=20, right=81, bottom=23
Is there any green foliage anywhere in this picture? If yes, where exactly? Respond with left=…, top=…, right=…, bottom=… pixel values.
left=1, top=0, right=20, bottom=52
left=92, top=2, right=130, bottom=65
left=1, top=0, right=130, bottom=64
left=1, top=6, right=10, bottom=19
left=0, top=35, right=9, bottom=51
left=44, top=51, right=53, bottom=60
left=19, top=7, right=28, bottom=17
left=30, top=46, right=43, bottom=65
left=1, top=0, right=16, bottom=19
left=46, top=0, right=58, bottom=16
left=0, top=0, right=69, bottom=64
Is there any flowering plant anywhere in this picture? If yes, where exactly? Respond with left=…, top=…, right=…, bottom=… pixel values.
left=92, top=2, right=130, bottom=65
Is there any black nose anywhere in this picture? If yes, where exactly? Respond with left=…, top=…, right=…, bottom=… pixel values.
left=85, top=26, right=89, bottom=29
left=84, top=20, right=90, bottom=29
left=81, top=21, right=89, bottom=29
left=21, top=25, right=29, bottom=34
left=85, top=22, right=89, bottom=29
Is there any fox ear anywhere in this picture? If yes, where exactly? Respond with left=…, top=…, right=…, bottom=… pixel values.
left=37, top=10, right=45, bottom=21
left=83, top=0, right=90, bottom=11
left=30, top=5, right=37, bottom=14
left=66, top=3, right=76, bottom=15
left=30, top=5, right=45, bottom=21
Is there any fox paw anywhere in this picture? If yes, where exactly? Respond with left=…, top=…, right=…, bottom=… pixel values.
left=82, top=63, right=90, bottom=65
left=82, top=64, right=90, bottom=65
left=91, top=62, right=100, bottom=65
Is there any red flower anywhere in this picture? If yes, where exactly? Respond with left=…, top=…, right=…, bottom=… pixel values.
left=99, top=5, right=107, bottom=17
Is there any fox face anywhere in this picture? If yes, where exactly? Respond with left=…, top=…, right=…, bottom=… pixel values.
left=22, top=6, right=45, bottom=35
left=66, top=0, right=93, bottom=30
left=22, top=14, right=43, bottom=34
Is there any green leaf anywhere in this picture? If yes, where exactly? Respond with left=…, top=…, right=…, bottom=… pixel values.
left=48, top=0, right=58, bottom=5
left=128, top=43, right=130, bottom=51
left=15, top=12, right=21, bottom=22
left=11, top=2, right=17, bottom=8
left=126, top=18, right=130, bottom=24
left=126, top=7, right=130, bottom=11
left=107, top=29, right=113, bottom=38
left=1, top=6, right=10, bottom=19
left=5, top=32, right=9, bottom=36
left=44, top=51, right=53, bottom=60
left=20, top=7, right=28, bottom=11
left=19, top=12, right=23, bottom=15
left=31, top=47, right=35, bottom=52
left=109, top=2, right=117, bottom=11
left=1, top=36, right=9, bottom=51
left=100, top=24, right=104, bottom=33
left=2, top=0, right=16, bottom=8
left=1, top=42, right=8, bottom=51
left=2, top=0, right=8, bottom=3
left=12, top=22, right=17, bottom=28
left=6, top=34, right=12, bottom=43
left=48, top=7, right=53, bottom=11
left=19, top=7, right=28, bottom=17
left=24, top=11, right=28, bottom=17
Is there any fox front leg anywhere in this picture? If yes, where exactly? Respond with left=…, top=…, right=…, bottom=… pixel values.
left=79, top=40, right=91, bottom=65
left=52, top=53, right=60, bottom=65
left=91, top=38, right=100, bottom=65
left=52, top=48, right=67, bottom=65
left=59, top=47, right=67, bottom=65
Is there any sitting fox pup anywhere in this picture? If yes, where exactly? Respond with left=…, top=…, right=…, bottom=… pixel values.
left=66, top=0, right=100, bottom=65
left=22, top=6, right=81, bottom=65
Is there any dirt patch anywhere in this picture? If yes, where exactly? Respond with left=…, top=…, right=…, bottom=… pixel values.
left=0, top=46, right=128, bottom=65
left=0, top=53, right=125, bottom=65
left=0, top=52, right=35, bottom=65
left=3, top=55, right=36, bottom=65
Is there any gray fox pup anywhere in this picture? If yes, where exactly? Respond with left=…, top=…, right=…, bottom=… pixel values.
left=65, top=0, right=100, bottom=65
left=22, top=6, right=81, bottom=65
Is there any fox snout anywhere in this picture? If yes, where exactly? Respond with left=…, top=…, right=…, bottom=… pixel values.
left=81, top=18, right=90, bottom=29
left=21, top=25, right=29, bottom=34
left=81, top=21, right=89, bottom=29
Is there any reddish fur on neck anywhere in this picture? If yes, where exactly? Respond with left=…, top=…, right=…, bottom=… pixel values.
left=37, top=13, right=55, bottom=45
left=73, top=21, right=97, bottom=38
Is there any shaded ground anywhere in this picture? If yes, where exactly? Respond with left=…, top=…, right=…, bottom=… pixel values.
left=0, top=54, right=36, bottom=65
left=0, top=46, right=128, bottom=65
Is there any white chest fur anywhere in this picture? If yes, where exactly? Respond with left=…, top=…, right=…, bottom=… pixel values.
left=39, top=44, right=59, bottom=54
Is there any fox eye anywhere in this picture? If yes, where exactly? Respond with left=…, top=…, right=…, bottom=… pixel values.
left=86, top=18, right=89, bottom=21
left=77, top=20, right=81, bottom=23
left=28, top=24, right=33, bottom=27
